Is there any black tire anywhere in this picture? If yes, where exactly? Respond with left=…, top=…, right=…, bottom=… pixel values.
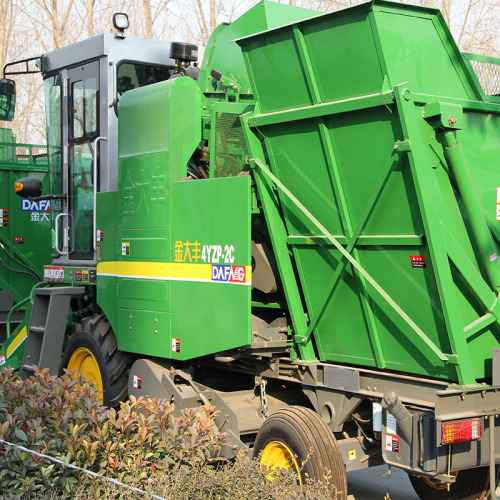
left=61, top=315, right=131, bottom=407
left=253, top=406, right=347, bottom=499
left=409, top=466, right=500, bottom=500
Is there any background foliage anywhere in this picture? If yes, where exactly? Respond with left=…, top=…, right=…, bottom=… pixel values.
left=1, top=0, right=498, bottom=144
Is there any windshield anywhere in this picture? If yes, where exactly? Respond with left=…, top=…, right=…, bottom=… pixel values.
left=117, top=62, right=173, bottom=100
left=44, top=75, right=62, bottom=196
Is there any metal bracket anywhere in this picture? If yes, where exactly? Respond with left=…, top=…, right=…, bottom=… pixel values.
left=393, top=140, right=412, bottom=152
left=423, top=102, right=463, bottom=130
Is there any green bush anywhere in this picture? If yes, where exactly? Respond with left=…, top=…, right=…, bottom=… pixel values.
left=78, top=453, right=333, bottom=499
left=0, top=367, right=223, bottom=497
left=0, top=367, right=332, bottom=499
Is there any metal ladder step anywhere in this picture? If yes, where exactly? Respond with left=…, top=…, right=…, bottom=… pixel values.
left=21, top=286, right=84, bottom=378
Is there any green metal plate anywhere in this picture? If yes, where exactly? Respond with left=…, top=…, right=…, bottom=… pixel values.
left=170, top=176, right=252, bottom=360
left=240, top=0, right=500, bottom=384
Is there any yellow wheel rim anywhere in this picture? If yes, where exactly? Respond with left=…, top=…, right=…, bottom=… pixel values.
left=260, top=441, right=303, bottom=484
left=67, top=347, right=103, bottom=403
left=422, top=471, right=459, bottom=490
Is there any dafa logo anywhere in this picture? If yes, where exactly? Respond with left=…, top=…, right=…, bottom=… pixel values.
left=21, top=199, right=50, bottom=212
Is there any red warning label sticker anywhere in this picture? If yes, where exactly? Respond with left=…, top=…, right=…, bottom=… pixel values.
left=172, top=338, right=181, bottom=353
left=410, top=255, right=427, bottom=268
left=385, top=434, right=400, bottom=453
left=133, top=375, right=142, bottom=390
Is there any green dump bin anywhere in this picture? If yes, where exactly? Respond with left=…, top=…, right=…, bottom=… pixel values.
left=238, top=0, right=500, bottom=386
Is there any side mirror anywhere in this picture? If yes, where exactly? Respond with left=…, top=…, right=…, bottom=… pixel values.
left=15, top=177, right=42, bottom=198
left=0, top=78, right=15, bottom=121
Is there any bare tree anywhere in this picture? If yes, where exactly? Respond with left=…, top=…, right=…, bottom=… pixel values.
left=442, top=0, right=450, bottom=24
left=0, top=0, right=14, bottom=73
left=27, top=0, right=78, bottom=50
left=143, top=0, right=154, bottom=38
left=2, top=0, right=499, bottom=145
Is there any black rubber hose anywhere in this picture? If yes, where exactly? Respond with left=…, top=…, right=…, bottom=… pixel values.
left=0, top=258, right=40, bottom=282
left=0, top=242, right=42, bottom=282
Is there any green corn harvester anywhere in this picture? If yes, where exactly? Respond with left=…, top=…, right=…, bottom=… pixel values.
left=0, top=129, right=51, bottom=369
left=2, top=1, right=500, bottom=497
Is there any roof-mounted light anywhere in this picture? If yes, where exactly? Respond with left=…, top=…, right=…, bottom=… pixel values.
left=113, top=13, right=129, bottom=37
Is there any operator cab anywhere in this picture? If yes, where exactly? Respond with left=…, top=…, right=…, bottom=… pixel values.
left=42, top=33, right=177, bottom=266
left=6, top=19, right=199, bottom=271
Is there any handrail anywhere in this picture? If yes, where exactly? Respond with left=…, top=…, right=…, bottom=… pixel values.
left=6, top=282, right=47, bottom=339
left=92, top=136, right=107, bottom=255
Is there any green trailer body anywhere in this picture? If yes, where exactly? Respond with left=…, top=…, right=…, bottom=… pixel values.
left=233, top=0, right=500, bottom=386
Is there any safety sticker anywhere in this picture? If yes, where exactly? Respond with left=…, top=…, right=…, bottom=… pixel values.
left=13, top=237, right=24, bottom=244
left=386, top=412, right=397, bottom=435
left=490, top=253, right=498, bottom=262
left=0, top=354, right=5, bottom=366
left=97, top=230, right=104, bottom=242
left=349, top=450, right=356, bottom=461
left=133, top=375, right=142, bottom=390
left=75, top=270, right=82, bottom=282
left=385, top=434, right=400, bottom=453
left=172, top=338, right=181, bottom=353
left=0, top=218, right=7, bottom=227
left=410, top=255, right=426, bottom=268
left=0, top=209, right=7, bottom=217
left=122, top=242, right=130, bottom=256
left=44, top=266, right=64, bottom=283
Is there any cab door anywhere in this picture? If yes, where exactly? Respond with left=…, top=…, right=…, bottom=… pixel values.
left=66, top=60, right=100, bottom=262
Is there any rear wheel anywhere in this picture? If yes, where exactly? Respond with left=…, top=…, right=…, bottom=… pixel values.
left=253, top=406, right=347, bottom=499
left=408, top=466, right=499, bottom=500
left=61, top=315, right=131, bottom=407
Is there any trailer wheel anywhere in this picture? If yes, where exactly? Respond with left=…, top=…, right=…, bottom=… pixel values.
left=408, top=466, right=499, bottom=500
left=253, top=406, right=347, bottom=499
left=61, top=315, right=131, bottom=407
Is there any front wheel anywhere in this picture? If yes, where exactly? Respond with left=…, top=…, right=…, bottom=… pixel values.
left=408, top=466, right=499, bottom=500
left=61, top=315, right=131, bottom=407
left=253, top=406, right=347, bottom=499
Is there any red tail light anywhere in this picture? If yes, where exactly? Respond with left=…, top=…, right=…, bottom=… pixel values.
left=441, top=419, right=481, bottom=445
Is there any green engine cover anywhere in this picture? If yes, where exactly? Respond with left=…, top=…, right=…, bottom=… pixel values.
left=97, top=78, right=251, bottom=360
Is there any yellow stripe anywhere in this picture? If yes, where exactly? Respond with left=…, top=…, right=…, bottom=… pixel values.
left=97, top=261, right=252, bottom=283
left=171, top=263, right=212, bottom=280
left=7, top=326, right=27, bottom=358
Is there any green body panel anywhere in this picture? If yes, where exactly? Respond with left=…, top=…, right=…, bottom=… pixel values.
left=98, top=77, right=251, bottom=360
left=0, top=132, right=50, bottom=302
left=237, top=1, right=500, bottom=384
left=169, top=177, right=251, bottom=360
left=95, top=193, right=118, bottom=337
left=0, top=321, right=29, bottom=369
left=98, top=77, right=201, bottom=354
